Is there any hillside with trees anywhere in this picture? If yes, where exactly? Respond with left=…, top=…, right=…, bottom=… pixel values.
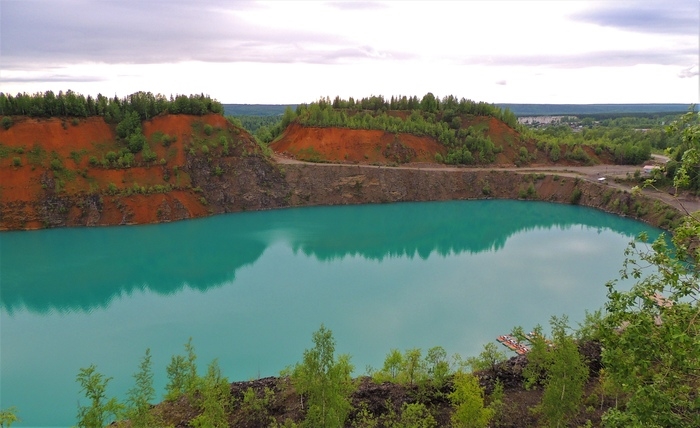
left=0, top=91, right=280, bottom=230
left=266, top=94, right=669, bottom=167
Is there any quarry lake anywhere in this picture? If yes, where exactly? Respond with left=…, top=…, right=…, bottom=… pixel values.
left=1, top=200, right=664, bottom=427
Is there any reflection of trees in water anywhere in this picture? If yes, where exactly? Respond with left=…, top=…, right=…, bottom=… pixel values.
left=290, top=200, right=653, bottom=261
left=1, top=200, right=659, bottom=314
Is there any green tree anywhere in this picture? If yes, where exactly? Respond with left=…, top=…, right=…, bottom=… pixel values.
left=599, top=110, right=700, bottom=426
left=374, top=349, right=404, bottom=382
left=165, top=338, right=198, bottom=401
left=449, top=371, right=494, bottom=428
left=0, top=407, right=19, bottom=428
left=520, top=317, right=588, bottom=427
left=424, top=346, right=450, bottom=387
left=668, top=110, right=700, bottom=191
left=116, top=111, right=141, bottom=139
left=125, top=349, right=156, bottom=427
left=466, top=342, right=506, bottom=374
left=420, top=93, right=438, bottom=113
left=402, top=348, right=423, bottom=386
left=538, top=316, right=589, bottom=428
left=76, top=365, right=123, bottom=427
left=191, top=359, right=230, bottom=428
left=601, top=224, right=700, bottom=427
left=290, top=325, right=356, bottom=428
left=127, top=131, right=146, bottom=153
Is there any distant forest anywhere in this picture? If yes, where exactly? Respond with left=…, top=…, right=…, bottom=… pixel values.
left=224, top=103, right=694, bottom=118
left=0, top=91, right=223, bottom=122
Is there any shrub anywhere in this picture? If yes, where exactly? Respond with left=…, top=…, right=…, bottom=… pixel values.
left=570, top=188, right=583, bottom=205
left=127, top=132, right=146, bottom=153
left=75, top=365, right=122, bottom=428
left=12, top=157, right=21, bottom=167
left=161, top=134, right=177, bottom=147
left=190, top=360, right=229, bottom=428
left=142, top=146, right=157, bottom=163
left=50, top=158, right=63, bottom=171
left=116, top=111, right=141, bottom=139
left=0, top=406, right=19, bottom=427
left=105, top=151, right=117, bottom=163
left=482, top=181, right=491, bottom=196
left=118, top=153, right=135, bottom=168
left=203, top=124, right=213, bottom=136
left=124, top=349, right=156, bottom=428
left=449, top=371, right=494, bottom=428
left=165, top=338, right=198, bottom=402
left=1, top=116, right=13, bottom=130
left=527, top=183, right=536, bottom=198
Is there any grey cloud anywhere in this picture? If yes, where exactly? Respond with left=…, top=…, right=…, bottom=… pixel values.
left=678, top=65, right=699, bottom=78
left=466, top=48, right=697, bottom=68
left=0, top=74, right=107, bottom=83
left=571, top=0, right=699, bottom=35
left=0, top=0, right=402, bottom=68
left=496, top=80, right=507, bottom=86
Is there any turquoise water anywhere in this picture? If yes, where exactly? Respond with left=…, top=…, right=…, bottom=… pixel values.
left=0, top=200, right=663, bottom=427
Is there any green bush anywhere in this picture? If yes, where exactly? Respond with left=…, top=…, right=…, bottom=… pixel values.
left=75, top=365, right=123, bottom=427
left=105, top=151, right=117, bottom=163
left=1, top=116, right=13, bottom=130
left=50, top=158, right=63, bottom=171
left=116, top=111, right=141, bottom=139
left=449, top=371, right=494, bottom=428
left=570, top=188, right=583, bottom=205
left=12, top=157, right=21, bottom=167
left=203, top=124, right=213, bottom=136
left=127, top=133, right=146, bottom=153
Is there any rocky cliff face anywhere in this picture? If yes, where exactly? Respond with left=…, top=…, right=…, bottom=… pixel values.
left=0, top=153, right=681, bottom=231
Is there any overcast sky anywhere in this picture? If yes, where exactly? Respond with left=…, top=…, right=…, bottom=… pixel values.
left=1, top=0, right=698, bottom=104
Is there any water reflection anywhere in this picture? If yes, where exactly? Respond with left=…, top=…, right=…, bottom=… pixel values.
left=0, top=200, right=659, bottom=314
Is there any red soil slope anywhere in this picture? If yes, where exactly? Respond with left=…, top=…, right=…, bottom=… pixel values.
left=271, top=115, right=529, bottom=165
left=0, top=114, right=244, bottom=229
left=272, top=123, right=446, bottom=164
left=271, top=115, right=611, bottom=166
